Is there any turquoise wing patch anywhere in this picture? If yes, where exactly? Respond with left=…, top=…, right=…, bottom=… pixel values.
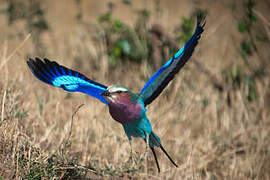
left=27, top=58, right=108, bottom=104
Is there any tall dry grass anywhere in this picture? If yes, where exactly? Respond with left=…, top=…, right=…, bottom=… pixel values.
left=0, top=0, right=270, bottom=179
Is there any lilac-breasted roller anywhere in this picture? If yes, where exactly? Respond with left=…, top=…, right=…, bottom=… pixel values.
left=27, top=14, right=205, bottom=172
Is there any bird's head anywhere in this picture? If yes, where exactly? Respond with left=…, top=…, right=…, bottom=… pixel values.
left=100, top=85, right=131, bottom=103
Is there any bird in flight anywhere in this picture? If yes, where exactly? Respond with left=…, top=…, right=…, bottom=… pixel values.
left=27, top=14, right=205, bottom=172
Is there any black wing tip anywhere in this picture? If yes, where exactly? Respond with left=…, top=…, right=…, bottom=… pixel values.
left=27, top=57, right=57, bottom=66
left=27, top=57, right=41, bottom=71
left=190, top=12, right=206, bottom=44
left=27, top=57, right=43, bottom=68
left=26, top=57, right=59, bottom=84
left=196, top=12, right=206, bottom=30
left=26, top=58, right=34, bottom=67
left=27, top=57, right=61, bottom=73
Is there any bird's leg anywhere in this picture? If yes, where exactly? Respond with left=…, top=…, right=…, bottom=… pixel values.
left=129, top=140, right=133, bottom=159
left=142, top=131, right=148, bottom=157
left=127, top=138, right=136, bottom=164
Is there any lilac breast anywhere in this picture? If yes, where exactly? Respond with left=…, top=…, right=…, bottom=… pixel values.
left=108, top=101, right=142, bottom=124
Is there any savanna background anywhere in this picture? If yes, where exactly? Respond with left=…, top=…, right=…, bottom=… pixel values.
left=0, top=0, right=270, bottom=179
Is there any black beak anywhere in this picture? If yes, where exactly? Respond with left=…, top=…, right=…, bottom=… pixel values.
left=100, top=90, right=110, bottom=97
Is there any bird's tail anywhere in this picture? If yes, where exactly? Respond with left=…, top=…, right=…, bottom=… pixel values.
left=149, top=132, right=178, bottom=172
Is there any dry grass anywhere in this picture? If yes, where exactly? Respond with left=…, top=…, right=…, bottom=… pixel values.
left=0, top=0, right=270, bottom=179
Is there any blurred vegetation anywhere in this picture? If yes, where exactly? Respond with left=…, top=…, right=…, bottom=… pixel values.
left=97, top=2, right=150, bottom=66
left=222, top=0, right=269, bottom=103
left=5, top=0, right=49, bottom=55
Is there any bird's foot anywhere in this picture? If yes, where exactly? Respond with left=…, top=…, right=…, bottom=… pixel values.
left=126, top=150, right=137, bottom=165
left=126, top=140, right=138, bottom=165
left=137, top=140, right=148, bottom=164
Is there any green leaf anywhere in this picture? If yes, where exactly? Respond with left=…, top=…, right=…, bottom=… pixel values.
left=118, top=39, right=131, bottom=55
left=241, top=40, right=252, bottom=56
left=111, top=46, right=122, bottom=58
left=238, top=19, right=249, bottom=33
left=98, top=12, right=112, bottom=23
left=113, top=19, right=124, bottom=32
left=247, top=77, right=259, bottom=101
left=141, top=9, right=151, bottom=17
left=249, top=13, right=257, bottom=22
left=122, top=0, right=132, bottom=6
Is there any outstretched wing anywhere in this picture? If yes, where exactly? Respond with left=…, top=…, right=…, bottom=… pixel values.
left=139, top=14, right=206, bottom=106
left=27, top=57, right=108, bottom=104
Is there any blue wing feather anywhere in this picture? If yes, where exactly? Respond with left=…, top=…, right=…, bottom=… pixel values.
left=27, top=57, right=108, bottom=104
left=140, top=14, right=206, bottom=106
